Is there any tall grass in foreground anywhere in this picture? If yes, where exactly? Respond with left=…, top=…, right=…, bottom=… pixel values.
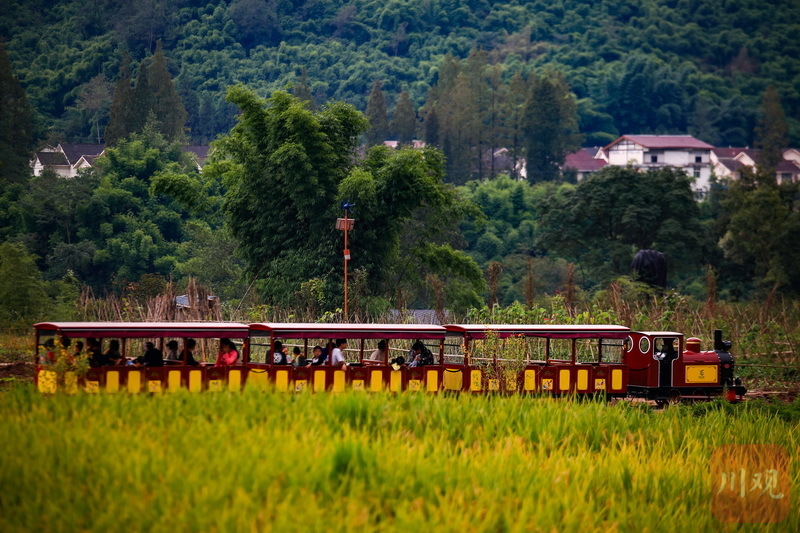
left=1, top=388, right=797, bottom=532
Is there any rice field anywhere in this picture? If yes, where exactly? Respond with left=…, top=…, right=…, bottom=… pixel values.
left=0, top=387, right=797, bottom=532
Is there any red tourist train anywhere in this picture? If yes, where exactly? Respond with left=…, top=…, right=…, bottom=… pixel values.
left=33, top=321, right=747, bottom=402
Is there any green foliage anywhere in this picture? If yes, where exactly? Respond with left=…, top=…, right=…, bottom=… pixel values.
left=523, top=73, right=583, bottom=183
left=718, top=169, right=800, bottom=293
left=2, top=390, right=798, bottom=531
left=364, top=79, right=388, bottom=145
left=0, top=41, right=34, bottom=186
left=105, top=44, right=186, bottom=145
left=0, top=242, right=49, bottom=326
left=537, top=166, right=706, bottom=286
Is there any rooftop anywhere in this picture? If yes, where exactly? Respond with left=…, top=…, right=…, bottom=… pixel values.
left=606, top=135, right=715, bottom=151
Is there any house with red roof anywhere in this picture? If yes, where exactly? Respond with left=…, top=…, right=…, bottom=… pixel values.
left=562, top=147, right=607, bottom=181
left=597, top=135, right=714, bottom=195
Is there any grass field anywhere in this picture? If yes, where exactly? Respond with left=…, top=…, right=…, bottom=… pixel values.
left=1, top=387, right=797, bottom=532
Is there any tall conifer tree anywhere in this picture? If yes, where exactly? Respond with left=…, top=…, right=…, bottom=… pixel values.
left=523, top=74, right=582, bottom=183
left=0, top=41, right=35, bottom=184
left=106, top=54, right=136, bottom=146
left=365, top=79, right=389, bottom=146
left=754, top=85, right=788, bottom=173
left=145, top=42, right=187, bottom=142
left=293, top=69, right=315, bottom=109
left=392, top=91, right=417, bottom=144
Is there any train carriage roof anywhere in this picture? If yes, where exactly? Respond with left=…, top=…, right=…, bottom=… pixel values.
left=443, top=324, right=631, bottom=339
left=248, top=323, right=447, bottom=340
left=34, top=322, right=250, bottom=339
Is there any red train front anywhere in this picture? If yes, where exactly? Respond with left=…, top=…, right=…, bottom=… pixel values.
left=625, top=329, right=746, bottom=404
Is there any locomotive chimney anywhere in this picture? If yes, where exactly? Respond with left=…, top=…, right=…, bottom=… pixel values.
left=714, top=329, right=723, bottom=351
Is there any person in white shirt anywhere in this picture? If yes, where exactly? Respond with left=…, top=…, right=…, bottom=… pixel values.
left=330, top=338, right=348, bottom=368
left=164, top=340, right=180, bottom=362
left=368, top=340, right=388, bottom=362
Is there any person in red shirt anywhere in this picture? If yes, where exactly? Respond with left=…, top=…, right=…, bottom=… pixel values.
left=215, top=338, right=239, bottom=367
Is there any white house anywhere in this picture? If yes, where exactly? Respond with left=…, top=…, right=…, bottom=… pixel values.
left=31, top=143, right=105, bottom=177
left=598, top=135, right=714, bottom=195
left=32, top=143, right=212, bottom=176
left=711, top=147, right=800, bottom=184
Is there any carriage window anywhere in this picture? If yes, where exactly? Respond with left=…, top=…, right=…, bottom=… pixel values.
left=548, top=339, right=572, bottom=361
left=600, top=339, right=625, bottom=363
left=639, top=337, right=651, bottom=354
left=575, top=339, right=599, bottom=363
left=653, top=337, right=678, bottom=360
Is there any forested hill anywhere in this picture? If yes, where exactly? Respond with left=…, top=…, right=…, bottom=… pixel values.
left=3, top=0, right=799, bottom=147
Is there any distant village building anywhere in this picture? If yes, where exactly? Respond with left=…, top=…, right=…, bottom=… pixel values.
left=562, top=147, right=606, bottom=181
left=711, top=147, right=800, bottom=184
left=382, top=140, right=426, bottom=149
left=563, top=135, right=800, bottom=198
left=31, top=143, right=211, bottom=176
left=598, top=135, right=714, bottom=194
left=31, top=143, right=105, bottom=177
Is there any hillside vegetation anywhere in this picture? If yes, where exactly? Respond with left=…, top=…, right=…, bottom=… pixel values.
left=3, top=0, right=799, bottom=146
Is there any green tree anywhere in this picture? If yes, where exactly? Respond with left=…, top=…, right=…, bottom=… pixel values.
left=77, top=74, right=113, bottom=144
left=292, top=69, right=315, bottom=109
left=523, top=74, right=582, bottom=183
left=105, top=53, right=136, bottom=146
left=0, top=41, right=35, bottom=185
left=144, top=42, right=187, bottom=142
left=754, top=85, right=788, bottom=173
left=537, top=166, right=706, bottom=284
left=0, top=242, right=49, bottom=325
left=212, top=86, right=368, bottom=304
left=719, top=169, right=800, bottom=293
left=365, top=79, right=389, bottom=146
left=391, top=91, right=416, bottom=144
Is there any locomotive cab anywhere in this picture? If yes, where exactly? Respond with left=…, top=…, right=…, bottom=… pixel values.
left=624, top=329, right=746, bottom=403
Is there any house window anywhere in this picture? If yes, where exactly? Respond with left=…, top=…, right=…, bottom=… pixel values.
left=780, top=172, right=792, bottom=183
left=650, top=155, right=658, bottom=163
left=695, top=156, right=702, bottom=163
left=693, top=169, right=701, bottom=178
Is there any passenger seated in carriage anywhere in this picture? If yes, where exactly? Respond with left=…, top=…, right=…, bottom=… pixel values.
left=182, top=339, right=200, bottom=366
left=368, top=340, right=388, bottom=362
left=272, top=341, right=289, bottom=365
left=408, top=341, right=434, bottom=367
left=309, top=345, right=325, bottom=365
left=215, top=338, right=239, bottom=367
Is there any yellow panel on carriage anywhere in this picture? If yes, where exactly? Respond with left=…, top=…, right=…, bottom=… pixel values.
left=147, top=380, right=162, bottom=393
left=275, top=370, right=289, bottom=392
left=408, top=379, right=422, bottom=391
left=229, top=369, right=242, bottom=391
left=426, top=370, right=439, bottom=392
left=38, top=370, right=57, bottom=394
left=294, top=379, right=307, bottom=392
left=559, top=369, right=570, bottom=391
left=333, top=370, right=346, bottom=392
left=542, top=378, right=553, bottom=391
left=106, top=371, right=120, bottom=393
left=314, top=370, right=326, bottom=392
left=595, top=378, right=606, bottom=391
left=577, top=369, right=589, bottom=391
left=390, top=370, right=402, bottom=391
left=352, top=379, right=365, bottom=391
left=168, top=371, right=181, bottom=391
left=188, top=370, right=203, bottom=392
left=524, top=369, right=536, bottom=391
left=64, top=372, right=78, bottom=394
left=246, top=370, right=266, bottom=392
left=444, top=370, right=462, bottom=390
left=611, top=369, right=623, bottom=390
left=370, top=371, right=383, bottom=392
left=127, top=371, right=142, bottom=393
left=85, top=381, right=99, bottom=393
left=470, top=370, right=482, bottom=391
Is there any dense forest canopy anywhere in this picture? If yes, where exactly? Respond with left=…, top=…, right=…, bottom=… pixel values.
left=2, top=0, right=799, bottom=146
left=1, top=0, right=800, bottom=325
